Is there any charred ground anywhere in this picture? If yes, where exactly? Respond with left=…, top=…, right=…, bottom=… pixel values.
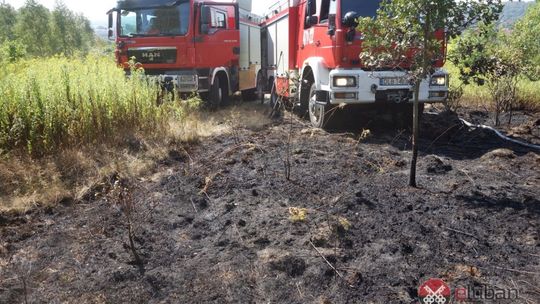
left=1, top=104, right=539, bottom=304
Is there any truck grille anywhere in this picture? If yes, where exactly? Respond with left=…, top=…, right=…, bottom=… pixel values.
left=127, top=48, right=177, bottom=64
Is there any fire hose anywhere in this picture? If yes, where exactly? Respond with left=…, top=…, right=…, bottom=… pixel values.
left=459, top=118, right=540, bottom=151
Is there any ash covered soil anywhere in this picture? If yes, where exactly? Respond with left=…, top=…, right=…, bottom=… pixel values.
left=1, top=104, right=539, bottom=304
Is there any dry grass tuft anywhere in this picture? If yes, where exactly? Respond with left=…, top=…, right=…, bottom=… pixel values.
left=0, top=103, right=271, bottom=214
left=0, top=141, right=152, bottom=213
left=289, top=207, right=308, bottom=222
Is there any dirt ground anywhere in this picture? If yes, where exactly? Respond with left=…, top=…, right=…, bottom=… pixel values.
left=1, top=103, right=539, bottom=304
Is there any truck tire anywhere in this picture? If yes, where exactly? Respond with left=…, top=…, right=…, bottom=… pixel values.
left=297, top=78, right=311, bottom=118
left=308, top=83, right=336, bottom=129
left=209, top=75, right=229, bottom=108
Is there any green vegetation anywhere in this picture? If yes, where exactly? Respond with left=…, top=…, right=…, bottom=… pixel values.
left=0, top=0, right=220, bottom=214
left=0, top=55, right=197, bottom=156
left=0, top=1, right=202, bottom=211
left=446, top=57, right=540, bottom=111
left=0, top=0, right=95, bottom=57
left=512, top=1, right=540, bottom=79
left=0, top=54, right=203, bottom=212
left=448, top=1, right=540, bottom=118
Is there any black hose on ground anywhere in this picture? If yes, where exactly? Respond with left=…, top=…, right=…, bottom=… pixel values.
left=459, top=118, right=540, bottom=151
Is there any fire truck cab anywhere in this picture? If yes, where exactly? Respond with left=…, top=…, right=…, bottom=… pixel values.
left=108, top=0, right=263, bottom=106
left=262, top=0, right=449, bottom=128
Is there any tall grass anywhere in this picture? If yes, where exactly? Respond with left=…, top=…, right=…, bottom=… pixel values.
left=0, top=54, right=192, bottom=155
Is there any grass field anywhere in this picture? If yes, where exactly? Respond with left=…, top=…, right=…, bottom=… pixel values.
left=0, top=54, right=198, bottom=156
left=445, top=61, right=540, bottom=111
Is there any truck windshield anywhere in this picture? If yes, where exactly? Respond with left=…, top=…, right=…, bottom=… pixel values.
left=119, top=2, right=190, bottom=37
left=341, top=0, right=381, bottom=18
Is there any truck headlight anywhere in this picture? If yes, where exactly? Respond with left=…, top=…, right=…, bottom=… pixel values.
left=430, top=75, right=447, bottom=86
left=333, top=76, right=356, bottom=87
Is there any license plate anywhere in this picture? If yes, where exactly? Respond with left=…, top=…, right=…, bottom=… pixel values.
left=380, top=76, right=410, bottom=86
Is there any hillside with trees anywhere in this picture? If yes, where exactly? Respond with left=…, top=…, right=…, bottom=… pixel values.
left=499, top=0, right=534, bottom=27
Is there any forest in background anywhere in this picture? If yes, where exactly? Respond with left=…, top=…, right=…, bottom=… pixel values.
left=0, top=0, right=95, bottom=61
left=499, top=0, right=535, bottom=27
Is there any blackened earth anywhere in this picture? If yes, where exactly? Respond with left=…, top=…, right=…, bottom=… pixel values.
left=1, top=105, right=539, bottom=304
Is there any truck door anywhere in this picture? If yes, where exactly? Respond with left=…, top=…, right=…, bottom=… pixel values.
left=300, top=0, right=338, bottom=68
left=195, top=3, right=240, bottom=89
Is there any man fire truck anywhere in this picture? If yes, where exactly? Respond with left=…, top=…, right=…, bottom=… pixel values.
left=108, top=0, right=264, bottom=106
left=261, top=0, right=449, bottom=128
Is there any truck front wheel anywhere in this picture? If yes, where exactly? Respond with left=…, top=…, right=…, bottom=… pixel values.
left=297, top=78, right=311, bottom=118
left=308, top=84, right=335, bottom=129
left=208, top=75, right=229, bottom=108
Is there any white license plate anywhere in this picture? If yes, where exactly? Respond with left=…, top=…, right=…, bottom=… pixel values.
left=380, top=77, right=410, bottom=86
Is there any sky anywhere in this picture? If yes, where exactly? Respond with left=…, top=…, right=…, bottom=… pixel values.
left=3, top=0, right=274, bottom=27
left=4, top=0, right=531, bottom=27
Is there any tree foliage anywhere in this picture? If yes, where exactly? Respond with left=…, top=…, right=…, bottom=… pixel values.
left=511, top=1, right=540, bottom=80
left=0, top=2, right=17, bottom=42
left=448, top=24, right=522, bottom=86
left=0, top=0, right=95, bottom=59
left=13, top=0, right=52, bottom=55
left=449, top=1, right=540, bottom=126
left=0, top=40, right=26, bottom=62
left=50, top=2, right=95, bottom=55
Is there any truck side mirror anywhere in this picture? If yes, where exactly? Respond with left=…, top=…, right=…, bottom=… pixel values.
left=327, top=27, right=335, bottom=36
left=200, top=5, right=211, bottom=34
left=305, top=15, right=318, bottom=27
left=342, top=11, right=359, bottom=28
left=327, top=14, right=336, bottom=36
left=201, top=24, right=210, bottom=34
left=108, top=12, right=114, bottom=40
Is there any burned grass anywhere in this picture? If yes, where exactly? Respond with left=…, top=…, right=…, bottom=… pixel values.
left=0, top=104, right=538, bottom=303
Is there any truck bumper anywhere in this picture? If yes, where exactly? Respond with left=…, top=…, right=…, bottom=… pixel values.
left=327, top=69, right=448, bottom=105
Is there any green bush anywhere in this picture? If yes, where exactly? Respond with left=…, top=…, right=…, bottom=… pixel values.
left=0, top=40, right=26, bottom=63
left=446, top=22, right=540, bottom=116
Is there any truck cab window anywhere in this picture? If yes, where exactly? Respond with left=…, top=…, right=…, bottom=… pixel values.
left=319, top=0, right=330, bottom=23
left=341, top=0, right=381, bottom=18
left=119, top=2, right=190, bottom=37
left=211, top=10, right=227, bottom=29
left=304, top=0, right=317, bottom=28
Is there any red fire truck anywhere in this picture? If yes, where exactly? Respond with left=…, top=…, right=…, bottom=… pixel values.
left=261, top=0, right=449, bottom=128
left=108, top=0, right=264, bottom=105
